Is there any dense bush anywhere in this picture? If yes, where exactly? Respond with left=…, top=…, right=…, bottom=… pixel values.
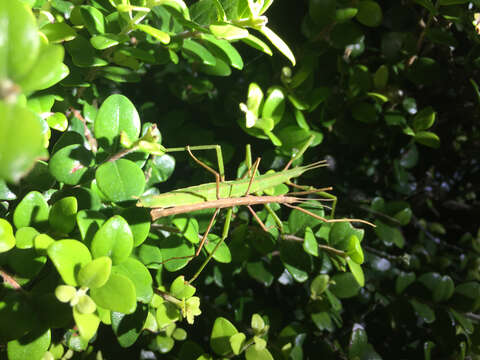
left=1, top=0, right=479, bottom=359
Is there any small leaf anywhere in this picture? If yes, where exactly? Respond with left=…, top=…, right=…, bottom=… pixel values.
left=159, top=234, right=195, bottom=272
left=170, top=275, right=196, bottom=300
left=356, top=1, right=382, bottom=27
left=49, top=143, right=93, bottom=185
left=173, top=216, right=200, bottom=244
left=47, top=239, right=92, bottom=286
left=113, top=257, right=153, bottom=303
left=7, top=328, right=51, bottom=360
left=330, top=273, right=361, bottom=299
left=95, top=159, right=146, bottom=202
left=209, top=23, right=249, bottom=40
left=0, top=218, right=15, bottom=253
left=258, top=26, right=296, bottom=66
left=41, top=22, right=77, bottom=43
left=136, top=24, right=170, bottom=44
left=245, top=346, right=274, bottom=360
left=210, top=317, right=238, bottom=356
left=91, top=215, right=134, bottom=265
left=156, top=302, right=181, bottom=329
left=73, top=307, right=100, bottom=341
left=347, top=258, right=365, bottom=287
left=414, top=131, right=440, bottom=148
left=111, top=304, right=149, bottom=348
left=90, top=273, right=137, bottom=314
left=80, top=5, right=105, bottom=35
left=13, top=194, right=50, bottom=231
left=310, top=274, right=329, bottom=298
left=303, top=226, right=318, bottom=256
left=94, top=94, right=141, bottom=152
left=241, top=34, right=273, bottom=55
left=246, top=261, right=274, bottom=286
left=375, top=220, right=405, bottom=248
left=413, top=107, right=436, bottom=131
left=251, top=314, right=265, bottom=332
left=49, top=196, right=78, bottom=234
left=395, top=272, right=416, bottom=294
left=280, top=241, right=312, bottom=283
left=183, top=39, right=216, bottom=65
left=229, top=332, right=246, bottom=355
left=14, top=227, right=38, bottom=249
left=204, top=234, right=232, bottom=263
left=78, top=257, right=112, bottom=289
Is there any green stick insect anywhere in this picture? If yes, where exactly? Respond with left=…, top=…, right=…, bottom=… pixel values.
left=137, top=136, right=373, bottom=282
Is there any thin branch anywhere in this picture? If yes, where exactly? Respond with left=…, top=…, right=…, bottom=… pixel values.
left=282, top=234, right=347, bottom=257
left=0, top=268, right=23, bottom=291
left=69, top=107, right=98, bottom=152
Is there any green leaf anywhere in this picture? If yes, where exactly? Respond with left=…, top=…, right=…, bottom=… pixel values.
left=7, top=328, right=51, bottom=360
left=183, top=39, right=216, bottom=66
left=209, top=23, right=249, bottom=40
left=170, top=275, right=196, bottom=300
left=375, top=220, right=405, bottom=248
left=90, top=33, right=126, bottom=50
left=347, top=258, right=365, bottom=287
left=410, top=299, right=435, bottom=323
left=120, top=207, right=151, bottom=247
left=330, top=273, right=361, bottom=298
left=309, top=0, right=336, bottom=27
left=136, top=24, right=170, bottom=44
left=210, top=317, right=238, bottom=356
left=246, top=260, right=274, bottom=286
left=0, top=0, right=40, bottom=81
left=0, top=218, right=15, bottom=253
left=113, top=257, right=153, bottom=303
left=73, top=307, right=100, bottom=341
left=49, top=196, right=78, bottom=234
left=145, top=154, right=175, bottom=187
left=173, top=216, right=200, bottom=244
left=373, top=64, right=389, bottom=89
left=418, top=272, right=455, bottom=302
left=111, top=304, right=148, bottom=348
left=0, top=102, right=46, bottom=183
left=159, top=234, right=195, bottom=272
left=200, top=34, right=244, bottom=69
left=396, top=272, right=416, bottom=294
left=288, top=201, right=325, bottom=235
left=251, top=313, right=265, bottom=332
left=258, top=26, right=296, bottom=66
left=241, top=34, right=273, bottom=55
left=351, top=102, right=377, bottom=123
left=277, top=126, right=312, bottom=154
left=262, top=86, right=285, bottom=126
left=156, top=302, right=181, bottom=329
left=90, top=272, right=137, bottom=314
left=356, top=1, right=382, bottom=27
left=414, top=131, right=440, bottom=148
left=303, top=226, right=318, bottom=256
left=49, top=143, right=94, bottom=185
left=204, top=234, right=232, bottom=263
left=280, top=241, right=312, bottom=282
left=20, top=43, right=69, bottom=93
left=41, top=22, right=77, bottom=43
left=412, top=107, right=436, bottom=131
left=46, top=112, right=68, bottom=131
left=346, top=235, right=364, bottom=264
left=0, top=292, right=38, bottom=341
left=78, top=257, right=112, bottom=289
left=229, top=332, right=246, bottom=355
left=13, top=191, right=49, bottom=230
left=65, top=35, right=108, bottom=67
left=438, top=0, right=468, bottom=4
left=336, top=7, right=359, bottom=22
left=94, top=94, right=141, bottom=152
left=47, top=239, right=92, bottom=286
left=15, top=227, right=38, bottom=249
left=80, top=5, right=105, bottom=35
left=245, top=346, right=274, bottom=360
left=76, top=210, right=106, bottom=245
left=91, top=215, right=134, bottom=265
left=311, top=274, right=329, bottom=298
left=95, top=159, right=146, bottom=202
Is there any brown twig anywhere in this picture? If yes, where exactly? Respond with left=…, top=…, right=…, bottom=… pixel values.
left=0, top=268, right=23, bottom=291
left=69, top=107, right=98, bottom=152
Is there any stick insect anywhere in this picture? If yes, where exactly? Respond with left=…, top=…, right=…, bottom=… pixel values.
left=137, top=136, right=374, bottom=282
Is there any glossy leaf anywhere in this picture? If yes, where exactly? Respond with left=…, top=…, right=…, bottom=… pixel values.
left=13, top=191, right=49, bottom=229
left=280, top=241, right=312, bottom=282
left=14, top=227, right=38, bottom=249
left=414, top=131, right=440, bottom=148
left=78, top=257, right=112, bottom=289
left=47, top=239, right=92, bottom=286
left=0, top=219, right=15, bottom=253
left=170, top=275, right=196, bottom=300
left=91, top=215, right=134, bottom=265
left=375, top=220, right=405, bottom=248
left=258, top=26, right=296, bottom=66
left=210, top=317, right=238, bottom=356
left=120, top=207, right=151, bottom=247
left=330, top=273, right=361, bottom=298
left=156, top=302, right=181, bottom=329
left=95, top=159, right=145, bottom=202
left=173, top=216, right=200, bottom=244
left=159, top=234, right=195, bottom=272
left=356, top=1, right=382, bottom=27
left=7, top=328, right=51, bottom=360
left=90, top=273, right=137, bottom=314
left=111, top=304, right=148, bottom=348
left=80, top=5, right=105, bottom=35
left=246, top=346, right=274, bottom=360
left=136, top=24, right=170, bottom=44
left=200, top=34, right=244, bottom=69
left=418, top=272, right=455, bottom=302
left=73, top=307, right=100, bottom=341
left=49, top=143, right=94, bottom=185
left=311, top=274, right=329, bottom=299
left=204, top=234, right=232, bottom=263
left=49, top=196, right=78, bottom=234
left=183, top=39, right=216, bottom=66
left=113, top=257, right=153, bottom=303
left=303, top=226, right=318, bottom=256
left=41, top=22, right=77, bottom=43
left=246, top=261, right=274, bottom=286
left=347, top=258, right=365, bottom=287
left=209, top=24, right=249, bottom=40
